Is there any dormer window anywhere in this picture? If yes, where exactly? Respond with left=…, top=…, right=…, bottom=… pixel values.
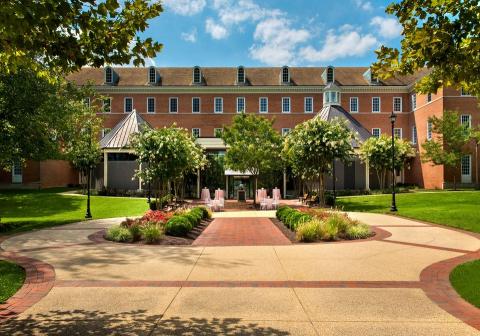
left=326, top=66, right=334, bottom=83
left=363, top=67, right=379, bottom=85
left=193, top=66, right=202, bottom=84
left=148, top=67, right=156, bottom=84
left=237, top=66, right=245, bottom=84
left=281, top=66, right=290, bottom=84
left=323, top=83, right=340, bottom=107
left=105, top=67, right=113, bottom=84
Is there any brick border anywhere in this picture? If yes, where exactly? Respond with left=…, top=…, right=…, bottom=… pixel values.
left=0, top=251, right=55, bottom=320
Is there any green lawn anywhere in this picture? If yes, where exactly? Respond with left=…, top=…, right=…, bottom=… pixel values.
left=0, top=260, right=25, bottom=303
left=450, top=260, right=480, bottom=308
left=336, top=191, right=480, bottom=233
left=0, top=189, right=149, bottom=234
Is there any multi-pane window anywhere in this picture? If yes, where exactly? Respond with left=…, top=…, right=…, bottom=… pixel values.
left=193, top=67, right=201, bottom=84
left=214, top=97, right=223, bottom=113
left=105, top=67, right=113, bottom=83
left=237, top=67, right=245, bottom=84
left=393, top=97, right=402, bottom=113
left=350, top=97, right=359, bottom=113
left=101, top=128, right=111, bottom=138
left=124, top=97, right=133, bottom=113
left=412, top=126, right=417, bottom=145
left=192, top=97, right=201, bottom=113
left=214, top=128, right=223, bottom=138
left=372, top=97, right=380, bottom=113
left=461, top=88, right=471, bottom=96
left=103, top=98, right=111, bottom=113
left=461, top=114, right=471, bottom=128
left=282, top=128, right=291, bottom=136
left=169, top=97, right=178, bottom=113
left=461, top=155, right=471, bottom=176
left=304, top=97, right=313, bottom=113
left=148, top=67, right=156, bottom=84
left=427, top=120, right=433, bottom=140
left=192, top=128, right=200, bottom=138
left=282, top=97, right=291, bottom=113
left=83, top=97, right=90, bottom=107
left=282, top=66, right=290, bottom=84
left=394, top=128, right=402, bottom=139
left=147, top=97, right=155, bottom=113
left=326, top=67, right=334, bottom=83
left=427, top=93, right=432, bottom=102
left=259, top=97, right=268, bottom=113
left=237, top=97, right=245, bottom=113
left=372, top=128, right=381, bottom=138
left=411, top=94, right=417, bottom=110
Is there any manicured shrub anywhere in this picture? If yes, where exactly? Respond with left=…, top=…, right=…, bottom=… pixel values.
left=165, top=216, right=193, bottom=237
left=183, top=213, right=200, bottom=227
left=141, top=223, right=164, bottom=244
left=197, top=206, right=212, bottom=219
left=285, top=211, right=312, bottom=230
left=276, top=206, right=293, bottom=222
left=296, top=219, right=322, bottom=242
left=190, top=208, right=204, bottom=222
left=326, top=213, right=350, bottom=234
left=319, top=220, right=339, bottom=241
left=345, top=223, right=371, bottom=240
left=128, top=223, right=143, bottom=242
left=105, top=226, right=133, bottom=242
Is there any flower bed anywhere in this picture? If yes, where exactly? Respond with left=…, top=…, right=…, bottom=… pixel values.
left=276, top=206, right=372, bottom=242
left=105, top=206, right=212, bottom=244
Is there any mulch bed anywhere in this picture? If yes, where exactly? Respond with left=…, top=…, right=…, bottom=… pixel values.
left=89, top=219, right=213, bottom=246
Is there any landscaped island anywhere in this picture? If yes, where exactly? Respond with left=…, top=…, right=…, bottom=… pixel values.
left=0, top=260, right=25, bottom=304
left=105, top=206, right=212, bottom=244
left=275, top=206, right=372, bottom=242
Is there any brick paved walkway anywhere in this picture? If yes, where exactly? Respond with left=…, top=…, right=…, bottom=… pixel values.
left=192, top=217, right=291, bottom=246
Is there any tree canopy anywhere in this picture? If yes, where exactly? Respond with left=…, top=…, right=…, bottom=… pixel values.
left=359, top=134, right=415, bottom=190
left=0, top=0, right=163, bottom=74
left=283, top=118, right=355, bottom=205
left=373, top=0, right=480, bottom=96
left=221, top=114, right=283, bottom=204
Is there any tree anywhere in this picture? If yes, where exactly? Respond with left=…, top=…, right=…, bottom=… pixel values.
left=471, top=128, right=480, bottom=186
left=0, top=0, right=163, bottom=74
left=283, top=118, right=355, bottom=206
left=422, top=111, right=471, bottom=190
left=359, top=135, right=415, bottom=191
left=0, top=68, right=85, bottom=171
left=131, top=125, right=206, bottom=206
left=221, top=114, right=283, bottom=205
left=373, top=0, right=480, bottom=96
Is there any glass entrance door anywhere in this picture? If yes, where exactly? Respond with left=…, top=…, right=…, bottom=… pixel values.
left=230, top=176, right=253, bottom=200
left=12, top=161, right=22, bottom=184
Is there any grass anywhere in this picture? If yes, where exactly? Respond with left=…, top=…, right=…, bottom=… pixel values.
left=0, top=188, right=149, bottom=234
left=336, top=191, right=480, bottom=233
left=450, top=260, right=480, bottom=308
left=0, top=260, right=25, bottom=303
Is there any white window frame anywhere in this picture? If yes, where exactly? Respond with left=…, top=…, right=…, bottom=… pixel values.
left=214, top=128, right=223, bottom=137
left=192, top=97, right=201, bottom=114
left=461, top=88, right=471, bottom=96
left=304, top=97, right=313, bottom=113
left=461, top=114, right=472, bottom=128
left=214, top=97, right=223, bottom=114
left=124, top=97, right=133, bottom=113
left=105, top=67, right=113, bottom=84
left=393, top=97, right=402, bottom=113
left=237, top=67, right=245, bottom=84
left=148, top=67, right=156, bottom=84
left=236, top=97, right=246, bottom=113
left=281, top=128, right=291, bottom=136
left=372, top=128, right=381, bottom=138
left=427, top=93, right=432, bottom=103
left=461, top=155, right=472, bottom=183
left=103, top=98, right=111, bottom=113
left=192, top=128, right=200, bottom=138
left=412, top=126, right=417, bottom=145
left=281, top=66, right=290, bottom=84
left=84, top=97, right=91, bottom=107
left=282, top=97, right=291, bottom=113
left=372, top=97, right=381, bottom=113
left=169, top=97, right=178, bottom=114
left=101, top=128, right=111, bottom=138
left=427, top=121, right=433, bottom=140
left=411, top=94, right=417, bottom=110
left=259, top=97, right=268, bottom=113
left=349, top=97, right=359, bottom=113
left=193, top=67, right=201, bottom=84
left=394, top=128, right=403, bottom=139
left=147, top=97, right=155, bottom=114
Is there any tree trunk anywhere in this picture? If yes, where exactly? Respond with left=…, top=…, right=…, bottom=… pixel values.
left=319, top=173, right=325, bottom=206
left=253, top=176, right=258, bottom=206
left=453, top=174, right=457, bottom=191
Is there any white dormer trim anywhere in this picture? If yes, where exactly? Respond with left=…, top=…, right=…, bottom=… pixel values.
left=237, top=66, right=246, bottom=84
left=193, top=66, right=202, bottom=84
left=281, top=66, right=290, bottom=84
left=322, top=66, right=335, bottom=84
left=105, top=66, right=113, bottom=84
left=363, top=67, right=379, bottom=85
left=148, top=66, right=157, bottom=84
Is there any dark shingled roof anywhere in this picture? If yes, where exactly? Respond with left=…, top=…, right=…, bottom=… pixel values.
left=67, top=67, right=428, bottom=87
left=100, top=111, right=150, bottom=149
left=316, top=105, right=372, bottom=148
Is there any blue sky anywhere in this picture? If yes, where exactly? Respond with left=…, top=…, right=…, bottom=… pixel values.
left=139, top=0, right=402, bottom=67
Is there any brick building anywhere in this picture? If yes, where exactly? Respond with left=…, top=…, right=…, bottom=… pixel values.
left=1, top=66, right=478, bottom=196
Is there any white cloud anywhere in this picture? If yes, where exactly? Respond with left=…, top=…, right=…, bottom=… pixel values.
left=181, top=28, right=198, bottom=43
left=370, top=16, right=402, bottom=39
left=354, top=0, right=373, bottom=11
left=299, top=27, right=378, bottom=62
left=162, top=0, right=206, bottom=16
left=249, top=17, right=310, bottom=66
left=212, top=0, right=280, bottom=26
left=205, top=18, right=228, bottom=39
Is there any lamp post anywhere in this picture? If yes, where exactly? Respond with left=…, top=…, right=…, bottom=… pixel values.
left=85, top=124, right=93, bottom=219
left=147, top=180, right=151, bottom=204
left=390, top=112, right=398, bottom=212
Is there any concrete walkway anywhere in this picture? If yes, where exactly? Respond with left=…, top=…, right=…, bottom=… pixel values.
left=0, top=212, right=479, bottom=335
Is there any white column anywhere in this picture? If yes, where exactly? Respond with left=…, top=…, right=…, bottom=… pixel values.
left=138, top=163, right=143, bottom=191
left=103, top=152, right=108, bottom=188
left=283, top=169, right=287, bottom=199
left=225, top=175, right=229, bottom=199
left=365, top=159, right=370, bottom=191
left=196, top=169, right=200, bottom=199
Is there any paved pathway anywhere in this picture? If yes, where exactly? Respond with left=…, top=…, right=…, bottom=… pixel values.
left=0, top=212, right=479, bottom=335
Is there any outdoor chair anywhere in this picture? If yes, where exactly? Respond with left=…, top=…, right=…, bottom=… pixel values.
left=306, top=195, right=318, bottom=207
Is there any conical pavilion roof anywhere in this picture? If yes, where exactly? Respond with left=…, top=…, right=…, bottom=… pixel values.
left=100, top=110, right=151, bottom=149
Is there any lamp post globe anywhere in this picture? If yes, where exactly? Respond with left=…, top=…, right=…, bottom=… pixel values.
left=390, top=112, right=398, bottom=212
